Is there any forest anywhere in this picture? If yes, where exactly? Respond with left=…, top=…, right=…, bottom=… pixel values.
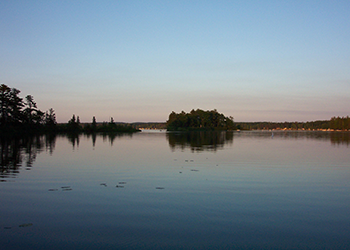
left=0, top=84, right=56, bottom=134
left=0, top=84, right=139, bottom=135
left=166, top=109, right=350, bottom=132
left=64, top=115, right=140, bottom=133
left=236, top=117, right=350, bottom=131
left=166, top=109, right=235, bottom=131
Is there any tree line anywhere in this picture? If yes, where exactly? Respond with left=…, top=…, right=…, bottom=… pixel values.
left=62, top=115, right=139, bottom=133
left=166, top=109, right=235, bottom=131
left=1, top=84, right=349, bottom=134
left=236, top=116, right=350, bottom=131
left=0, top=84, right=57, bottom=134
left=0, top=84, right=139, bottom=135
left=132, top=122, right=167, bottom=130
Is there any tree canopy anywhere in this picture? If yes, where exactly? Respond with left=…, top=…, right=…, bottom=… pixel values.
left=0, top=84, right=56, bottom=134
left=236, top=116, right=350, bottom=131
left=0, top=84, right=140, bottom=135
left=166, top=109, right=235, bottom=131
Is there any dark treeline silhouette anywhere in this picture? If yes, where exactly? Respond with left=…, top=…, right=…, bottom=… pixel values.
left=0, top=84, right=57, bottom=134
left=166, top=109, right=235, bottom=131
left=0, top=84, right=139, bottom=135
left=132, top=122, right=167, bottom=130
left=236, top=116, right=350, bottom=131
left=58, top=115, right=140, bottom=133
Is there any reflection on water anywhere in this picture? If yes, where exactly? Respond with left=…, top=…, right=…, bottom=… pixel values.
left=0, top=135, right=56, bottom=181
left=96, top=132, right=134, bottom=146
left=66, top=133, right=80, bottom=148
left=0, top=133, right=136, bottom=181
left=233, top=130, right=350, bottom=146
left=242, top=130, right=350, bottom=146
left=69, top=132, right=135, bottom=148
left=167, top=130, right=350, bottom=151
left=1, top=131, right=350, bottom=249
left=1, top=131, right=348, bottom=182
left=167, top=131, right=234, bottom=151
left=329, top=132, right=350, bottom=145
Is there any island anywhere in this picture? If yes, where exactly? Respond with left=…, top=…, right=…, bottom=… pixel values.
left=166, top=109, right=235, bottom=131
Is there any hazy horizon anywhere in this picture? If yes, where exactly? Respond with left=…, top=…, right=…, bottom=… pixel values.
left=1, top=1, right=349, bottom=123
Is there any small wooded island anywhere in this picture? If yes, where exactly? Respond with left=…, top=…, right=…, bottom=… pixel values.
left=166, top=109, right=235, bottom=131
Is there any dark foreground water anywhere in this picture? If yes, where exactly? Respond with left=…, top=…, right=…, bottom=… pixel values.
left=1, top=131, right=350, bottom=250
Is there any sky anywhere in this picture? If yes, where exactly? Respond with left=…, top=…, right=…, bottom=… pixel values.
left=1, top=0, right=349, bottom=123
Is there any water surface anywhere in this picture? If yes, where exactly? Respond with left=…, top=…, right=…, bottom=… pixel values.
left=1, top=131, right=350, bottom=249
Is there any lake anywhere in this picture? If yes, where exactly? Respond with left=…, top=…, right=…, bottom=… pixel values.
left=1, top=130, right=350, bottom=250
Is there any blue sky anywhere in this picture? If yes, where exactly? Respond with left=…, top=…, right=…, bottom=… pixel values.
left=1, top=0, right=349, bottom=122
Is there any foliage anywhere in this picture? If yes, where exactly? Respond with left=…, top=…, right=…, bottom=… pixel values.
left=64, top=116, right=140, bottom=134
left=132, top=122, right=166, bottom=130
left=166, top=109, right=235, bottom=131
left=65, top=114, right=82, bottom=133
left=0, top=84, right=139, bottom=135
left=236, top=116, right=350, bottom=131
left=0, top=84, right=57, bottom=134
left=329, top=116, right=350, bottom=130
left=45, top=108, right=57, bottom=129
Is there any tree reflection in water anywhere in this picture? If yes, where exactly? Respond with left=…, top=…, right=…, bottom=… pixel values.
left=329, top=132, right=350, bottom=146
left=1, top=131, right=348, bottom=181
left=166, top=131, right=234, bottom=152
left=66, top=133, right=80, bottom=149
left=0, top=134, right=56, bottom=181
left=0, top=132, right=135, bottom=181
left=85, top=132, right=134, bottom=147
left=166, top=130, right=350, bottom=152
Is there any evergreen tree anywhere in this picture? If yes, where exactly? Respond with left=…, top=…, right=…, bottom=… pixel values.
left=67, top=114, right=81, bottom=132
left=8, top=88, right=24, bottom=125
left=23, top=95, right=41, bottom=125
left=45, top=108, right=57, bottom=128
left=92, top=116, right=97, bottom=131
left=0, top=84, right=11, bottom=125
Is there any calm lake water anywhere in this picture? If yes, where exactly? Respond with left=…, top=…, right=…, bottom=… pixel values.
left=1, top=131, right=350, bottom=250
